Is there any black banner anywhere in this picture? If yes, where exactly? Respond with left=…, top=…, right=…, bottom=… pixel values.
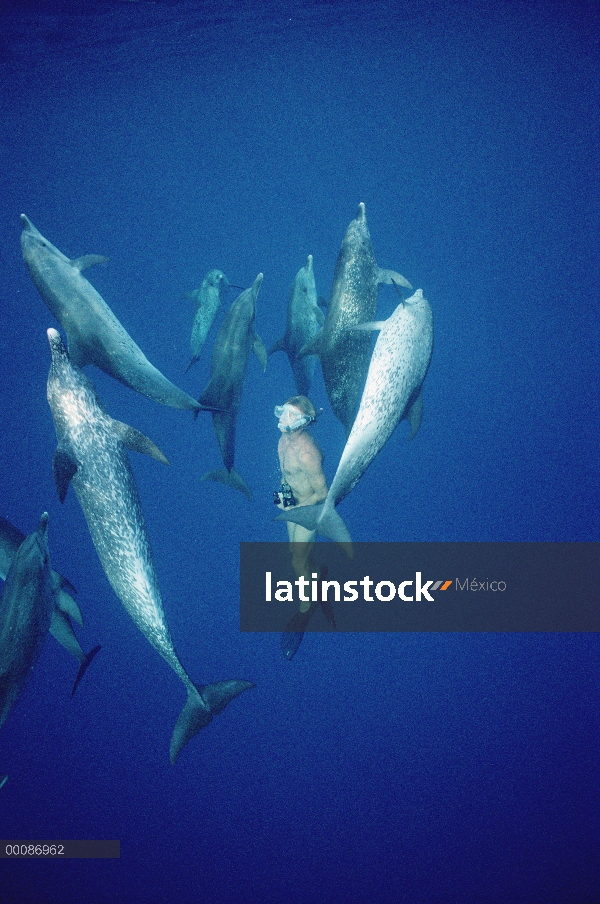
left=240, top=542, right=600, bottom=632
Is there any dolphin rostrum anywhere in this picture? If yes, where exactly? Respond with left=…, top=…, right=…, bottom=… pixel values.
left=184, top=269, right=231, bottom=372
left=299, top=203, right=412, bottom=434
left=0, top=515, right=100, bottom=696
left=277, top=288, right=433, bottom=550
left=268, top=255, right=324, bottom=396
left=198, top=274, right=267, bottom=499
left=46, top=328, right=254, bottom=763
left=0, top=513, right=57, bottom=731
left=20, top=215, right=208, bottom=413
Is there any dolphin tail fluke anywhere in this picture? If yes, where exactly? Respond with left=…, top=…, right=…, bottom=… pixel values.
left=275, top=502, right=322, bottom=532
left=316, top=502, right=353, bottom=557
left=170, top=681, right=255, bottom=765
left=275, top=502, right=353, bottom=556
left=71, top=645, right=102, bottom=697
left=201, top=467, right=252, bottom=500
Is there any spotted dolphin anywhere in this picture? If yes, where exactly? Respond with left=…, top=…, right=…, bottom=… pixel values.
left=184, top=269, right=232, bottom=373
left=299, top=203, right=412, bottom=434
left=278, top=288, right=433, bottom=550
left=0, top=515, right=100, bottom=695
left=198, top=274, right=267, bottom=499
left=46, top=329, right=254, bottom=763
left=268, top=255, right=324, bottom=395
left=0, top=514, right=57, bottom=731
left=20, top=215, right=208, bottom=413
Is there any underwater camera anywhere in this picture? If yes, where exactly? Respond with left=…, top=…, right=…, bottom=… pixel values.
left=273, top=481, right=297, bottom=507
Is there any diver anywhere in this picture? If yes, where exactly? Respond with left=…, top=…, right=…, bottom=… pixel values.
left=273, top=396, right=333, bottom=659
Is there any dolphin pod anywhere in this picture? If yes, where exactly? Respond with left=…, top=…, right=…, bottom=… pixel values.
left=298, top=203, right=412, bottom=435
left=20, top=215, right=210, bottom=413
left=0, top=515, right=100, bottom=696
left=46, top=328, right=254, bottom=763
left=277, top=287, right=434, bottom=550
left=268, top=255, right=324, bottom=396
left=0, top=514, right=56, bottom=732
left=198, top=274, right=267, bottom=499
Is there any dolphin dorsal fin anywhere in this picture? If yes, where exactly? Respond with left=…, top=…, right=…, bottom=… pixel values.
left=111, top=419, right=171, bottom=466
left=71, top=254, right=110, bottom=272
left=53, top=448, right=78, bottom=502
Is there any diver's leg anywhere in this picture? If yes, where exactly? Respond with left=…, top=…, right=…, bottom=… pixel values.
left=286, top=521, right=317, bottom=613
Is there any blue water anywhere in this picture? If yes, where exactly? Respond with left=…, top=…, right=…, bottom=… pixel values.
left=1, top=1, right=599, bottom=901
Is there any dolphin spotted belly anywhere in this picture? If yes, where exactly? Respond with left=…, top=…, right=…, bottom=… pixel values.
left=278, top=288, right=433, bottom=549
left=45, top=329, right=254, bottom=763
left=20, top=215, right=205, bottom=413
left=0, top=514, right=57, bottom=731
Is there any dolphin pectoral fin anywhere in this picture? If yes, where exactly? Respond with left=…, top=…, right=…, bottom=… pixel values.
left=379, top=268, right=412, bottom=290
left=267, top=337, right=286, bottom=356
left=111, top=419, right=170, bottom=466
left=0, top=775, right=7, bottom=791
left=71, top=254, right=110, bottom=272
left=252, top=332, right=268, bottom=371
left=297, top=329, right=324, bottom=359
left=406, top=388, right=424, bottom=439
left=349, top=320, right=386, bottom=332
left=55, top=588, right=83, bottom=624
left=53, top=448, right=78, bottom=503
left=201, top=468, right=252, bottom=500
left=197, top=385, right=229, bottom=413
left=59, top=574, right=77, bottom=596
left=71, top=644, right=102, bottom=697
left=170, top=680, right=255, bottom=765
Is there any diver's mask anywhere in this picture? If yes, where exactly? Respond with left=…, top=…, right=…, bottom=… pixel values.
left=274, top=403, right=314, bottom=433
